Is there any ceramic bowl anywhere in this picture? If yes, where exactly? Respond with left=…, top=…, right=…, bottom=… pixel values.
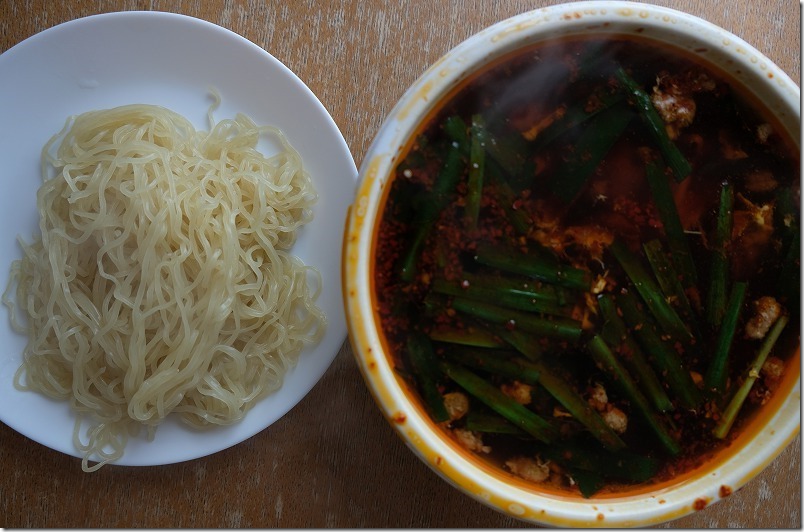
left=342, top=1, right=800, bottom=526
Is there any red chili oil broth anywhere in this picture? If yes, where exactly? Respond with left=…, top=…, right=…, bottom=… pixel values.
left=371, top=34, right=800, bottom=496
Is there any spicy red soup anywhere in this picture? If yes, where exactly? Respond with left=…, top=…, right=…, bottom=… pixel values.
left=373, top=36, right=800, bottom=497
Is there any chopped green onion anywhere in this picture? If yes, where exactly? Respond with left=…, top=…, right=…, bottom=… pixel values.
left=464, top=409, right=528, bottom=435
left=615, top=290, right=702, bottom=410
left=644, top=161, right=698, bottom=289
left=598, top=294, right=673, bottom=412
left=704, top=281, right=747, bottom=393
left=615, top=67, right=692, bottom=181
left=451, top=348, right=625, bottom=451
left=587, top=335, right=680, bottom=455
left=466, top=114, right=487, bottom=227
left=714, top=315, right=789, bottom=439
left=643, top=238, right=700, bottom=337
left=705, top=182, right=734, bottom=329
left=431, top=276, right=569, bottom=317
left=450, top=296, right=583, bottom=343
left=399, top=138, right=464, bottom=282
left=441, top=361, right=557, bottom=443
left=428, top=325, right=507, bottom=349
left=406, top=333, right=450, bottom=422
left=475, top=241, right=591, bottom=291
left=609, top=239, right=694, bottom=347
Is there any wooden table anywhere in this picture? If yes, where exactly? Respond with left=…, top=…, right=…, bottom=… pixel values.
left=0, top=0, right=799, bottom=527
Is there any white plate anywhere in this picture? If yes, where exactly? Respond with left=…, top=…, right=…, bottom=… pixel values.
left=0, top=12, right=357, bottom=466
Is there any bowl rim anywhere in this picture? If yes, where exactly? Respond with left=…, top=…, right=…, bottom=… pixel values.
left=343, top=1, right=801, bottom=527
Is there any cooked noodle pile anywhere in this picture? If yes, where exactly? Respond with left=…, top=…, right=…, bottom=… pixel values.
left=3, top=101, right=325, bottom=471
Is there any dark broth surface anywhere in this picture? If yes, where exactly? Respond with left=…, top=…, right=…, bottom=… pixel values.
left=373, top=36, right=800, bottom=496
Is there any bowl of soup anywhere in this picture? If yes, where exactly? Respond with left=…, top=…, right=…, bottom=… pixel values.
left=342, top=1, right=800, bottom=526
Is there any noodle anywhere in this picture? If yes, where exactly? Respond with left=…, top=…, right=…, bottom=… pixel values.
left=3, top=101, right=326, bottom=471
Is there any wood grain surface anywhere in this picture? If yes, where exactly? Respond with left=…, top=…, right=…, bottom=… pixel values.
left=0, top=0, right=800, bottom=527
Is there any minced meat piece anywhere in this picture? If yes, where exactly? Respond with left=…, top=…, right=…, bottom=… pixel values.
left=588, top=382, right=608, bottom=411
left=762, top=356, right=785, bottom=391
left=505, top=456, right=550, bottom=483
left=453, top=428, right=491, bottom=454
left=650, top=70, right=716, bottom=139
left=745, top=296, right=782, bottom=340
left=501, top=380, right=533, bottom=405
left=443, top=391, right=470, bottom=421
left=602, top=407, right=629, bottom=434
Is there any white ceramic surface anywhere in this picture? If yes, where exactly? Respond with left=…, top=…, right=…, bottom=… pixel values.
left=343, top=1, right=800, bottom=527
left=0, top=11, right=357, bottom=466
